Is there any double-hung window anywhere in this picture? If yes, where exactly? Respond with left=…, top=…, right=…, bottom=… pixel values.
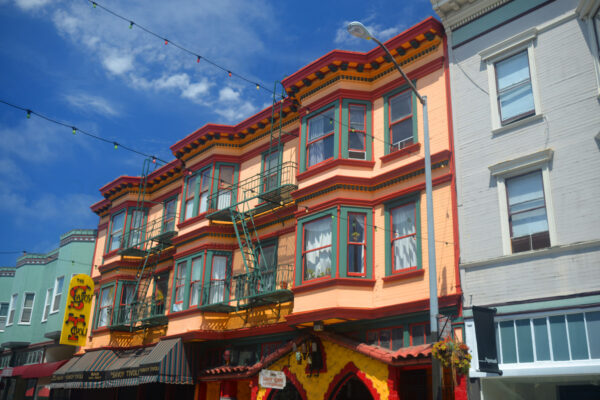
left=262, top=151, right=279, bottom=193
left=0, top=303, right=8, bottom=331
left=118, top=283, right=135, bottom=325
left=7, top=294, right=17, bottom=326
left=153, top=273, right=168, bottom=315
left=128, top=209, right=145, bottom=248
left=348, top=105, right=367, bottom=159
left=495, top=51, right=535, bottom=124
left=163, top=197, right=177, bottom=232
left=391, top=203, right=418, bottom=271
left=97, top=285, right=115, bottom=327
left=307, top=107, right=335, bottom=167
left=51, top=276, right=64, bottom=313
left=347, top=213, right=366, bottom=275
left=303, top=217, right=332, bottom=281
left=173, top=261, right=187, bottom=312
left=258, top=243, right=277, bottom=292
left=108, top=211, right=126, bottom=252
left=199, top=168, right=212, bottom=214
left=216, top=166, right=234, bottom=210
left=184, top=175, right=198, bottom=220
left=42, top=288, right=52, bottom=322
left=388, top=90, right=414, bottom=153
left=208, top=255, right=228, bottom=304
left=505, top=171, right=550, bottom=253
left=189, top=256, right=203, bottom=307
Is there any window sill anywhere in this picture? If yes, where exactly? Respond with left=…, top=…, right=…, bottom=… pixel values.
left=297, top=159, right=375, bottom=182
left=492, top=114, right=543, bottom=136
left=380, top=143, right=421, bottom=164
left=103, top=249, right=121, bottom=259
left=382, top=267, right=424, bottom=283
left=177, top=212, right=207, bottom=229
left=292, top=278, right=376, bottom=294
left=167, top=307, right=201, bottom=318
left=17, top=322, right=32, bottom=326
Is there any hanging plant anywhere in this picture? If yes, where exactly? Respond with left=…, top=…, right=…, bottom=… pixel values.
left=432, top=338, right=471, bottom=385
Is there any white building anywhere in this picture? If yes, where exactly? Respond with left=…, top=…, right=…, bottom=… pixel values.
left=432, top=0, right=600, bottom=398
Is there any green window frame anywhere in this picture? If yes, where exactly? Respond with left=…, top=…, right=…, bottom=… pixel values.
left=384, top=195, right=422, bottom=276
left=107, top=210, right=126, bottom=253
left=296, top=209, right=337, bottom=285
left=341, top=99, right=372, bottom=160
left=383, top=84, right=418, bottom=155
left=299, top=101, right=340, bottom=173
left=162, top=195, right=178, bottom=233
left=202, top=251, right=232, bottom=306
left=94, top=283, right=115, bottom=328
left=114, top=281, right=136, bottom=326
left=261, top=149, right=282, bottom=194
left=339, top=207, right=373, bottom=279
left=181, top=166, right=212, bottom=221
left=105, top=207, right=148, bottom=253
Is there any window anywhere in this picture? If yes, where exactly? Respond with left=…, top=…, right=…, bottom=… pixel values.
left=117, top=283, right=135, bottom=325
left=505, top=171, right=550, bottom=253
left=199, top=168, right=212, bottom=214
left=348, top=105, right=366, bottom=159
left=367, top=327, right=404, bottom=351
left=258, top=242, right=277, bottom=292
left=216, top=166, right=234, bottom=210
left=262, top=151, right=280, bottom=193
left=0, top=302, right=9, bottom=331
left=51, top=276, right=64, bottom=313
left=42, top=288, right=52, bottom=322
left=153, top=273, right=168, bottom=315
left=96, top=285, right=115, bottom=327
left=163, top=197, right=177, bottom=232
left=184, top=174, right=198, bottom=220
left=495, top=51, right=535, bottom=124
left=307, top=107, right=335, bottom=167
left=19, top=293, right=35, bottom=324
left=108, top=211, right=126, bottom=252
left=302, top=217, right=332, bottom=281
left=391, top=203, right=418, bottom=271
left=410, top=323, right=431, bottom=346
left=189, top=256, right=203, bottom=306
left=7, top=294, right=17, bottom=325
left=347, top=213, right=366, bottom=275
left=207, top=255, right=228, bottom=304
left=173, top=261, right=187, bottom=312
left=494, top=311, right=600, bottom=364
left=388, top=90, right=414, bottom=153
left=127, top=209, right=146, bottom=248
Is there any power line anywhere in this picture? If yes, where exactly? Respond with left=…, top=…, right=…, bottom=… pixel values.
left=86, top=0, right=284, bottom=99
left=0, top=99, right=169, bottom=164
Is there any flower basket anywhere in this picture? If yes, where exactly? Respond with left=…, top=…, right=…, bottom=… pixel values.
left=432, top=338, right=471, bottom=386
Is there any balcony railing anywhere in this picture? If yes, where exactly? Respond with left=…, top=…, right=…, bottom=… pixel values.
left=119, top=211, right=178, bottom=257
left=206, top=162, right=297, bottom=221
left=109, top=300, right=167, bottom=331
left=198, top=264, right=294, bottom=312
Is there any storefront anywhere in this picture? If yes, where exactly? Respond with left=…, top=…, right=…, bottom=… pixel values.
left=0, top=360, right=67, bottom=400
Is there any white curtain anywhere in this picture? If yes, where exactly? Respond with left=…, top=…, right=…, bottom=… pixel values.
left=189, top=256, right=203, bottom=306
left=172, top=262, right=187, bottom=312
left=304, top=218, right=332, bottom=280
left=392, top=204, right=417, bottom=270
left=348, top=215, right=365, bottom=274
left=98, top=286, right=115, bottom=327
left=209, top=256, right=227, bottom=304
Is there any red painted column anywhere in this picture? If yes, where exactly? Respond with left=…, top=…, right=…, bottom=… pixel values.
left=220, top=380, right=238, bottom=400
left=454, top=375, right=468, bottom=400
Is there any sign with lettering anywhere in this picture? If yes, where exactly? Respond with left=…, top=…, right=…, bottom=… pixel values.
left=259, top=369, right=286, bottom=390
left=60, top=274, right=95, bottom=347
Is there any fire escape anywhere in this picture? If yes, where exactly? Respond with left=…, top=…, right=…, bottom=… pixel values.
left=111, top=158, right=175, bottom=331
left=201, top=84, right=297, bottom=312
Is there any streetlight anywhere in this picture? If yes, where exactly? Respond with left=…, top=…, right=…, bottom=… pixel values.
left=347, top=21, right=441, bottom=400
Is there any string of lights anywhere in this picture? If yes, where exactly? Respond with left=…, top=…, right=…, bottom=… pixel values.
left=0, top=99, right=169, bottom=164
left=86, top=0, right=283, bottom=99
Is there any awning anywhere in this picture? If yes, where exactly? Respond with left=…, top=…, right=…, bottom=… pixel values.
left=9, top=360, right=68, bottom=379
left=50, top=339, right=193, bottom=389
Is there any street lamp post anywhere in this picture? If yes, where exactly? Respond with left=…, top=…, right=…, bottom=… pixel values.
left=347, top=21, right=441, bottom=400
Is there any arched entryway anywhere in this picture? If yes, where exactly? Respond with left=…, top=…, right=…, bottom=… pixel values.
left=332, top=375, right=374, bottom=400
left=267, top=382, right=303, bottom=400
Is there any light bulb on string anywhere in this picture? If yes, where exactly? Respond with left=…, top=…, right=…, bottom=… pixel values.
left=129, top=22, right=134, bottom=29
left=228, top=71, right=232, bottom=77
left=256, top=84, right=260, bottom=90
left=92, top=2, right=96, bottom=8
left=26, top=110, right=31, bottom=119
left=164, top=39, right=168, bottom=45
left=197, top=56, right=201, bottom=63
left=72, top=127, right=77, bottom=135
left=113, top=142, right=118, bottom=150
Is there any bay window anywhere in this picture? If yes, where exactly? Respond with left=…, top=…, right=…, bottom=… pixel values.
left=347, top=213, right=366, bottom=275
left=348, top=105, right=367, bottom=159
left=303, top=217, right=332, bottom=281
left=258, top=242, right=277, bottom=292
left=118, top=283, right=135, bottom=324
left=216, top=166, right=234, bottom=210
left=262, top=151, right=280, bottom=193
left=208, top=255, right=228, bottom=304
left=184, top=174, right=198, bottom=220
left=199, top=168, right=212, bottom=214
left=163, top=197, right=177, bottom=232
left=97, top=285, right=115, bottom=328
left=307, top=107, right=335, bottom=167
left=173, top=261, right=187, bottom=312
left=387, top=90, right=415, bottom=153
left=108, top=211, right=125, bottom=252
left=189, top=256, right=203, bottom=306
left=391, top=203, right=418, bottom=271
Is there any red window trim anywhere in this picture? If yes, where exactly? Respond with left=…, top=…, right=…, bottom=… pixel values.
left=174, top=261, right=186, bottom=306
left=390, top=203, right=417, bottom=272
left=189, top=255, right=204, bottom=307
left=184, top=174, right=197, bottom=220
left=366, top=325, right=404, bottom=350
left=208, top=255, right=228, bottom=304
left=348, top=104, right=367, bottom=153
left=409, top=322, right=431, bottom=346
left=306, top=107, right=336, bottom=169
left=301, top=216, right=333, bottom=283
left=388, top=90, right=414, bottom=153
left=198, top=167, right=213, bottom=215
left=107, top=210, right=127, bottom=253
left=347, top=212, right=367, bottom=277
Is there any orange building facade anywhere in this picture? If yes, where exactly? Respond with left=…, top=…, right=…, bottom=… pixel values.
left=51, top=17, right=464, bottom=400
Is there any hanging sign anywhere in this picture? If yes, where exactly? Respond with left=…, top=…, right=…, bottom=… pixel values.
left=59, top=274, right=95, bottom=347
left=259, top=369, right=286, bottom=390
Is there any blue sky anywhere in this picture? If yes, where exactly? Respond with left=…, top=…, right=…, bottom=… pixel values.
left=0, top=0, right=435, bottom=265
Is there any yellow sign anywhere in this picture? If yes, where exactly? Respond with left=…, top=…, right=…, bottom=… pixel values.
left=59, top=274, right=95, bottom=347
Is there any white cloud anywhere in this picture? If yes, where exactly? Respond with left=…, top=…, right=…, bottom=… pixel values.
left=131, top=73, right=212, bottom=102
left=215, top=101, right=258, bottom=122
left=15, top=0, right=51, bottom=10
left=64, top=93, right=120, bottom=117
left=218, top=87, right=240, bottom=102
left=102, top=53, right=134, bottom=75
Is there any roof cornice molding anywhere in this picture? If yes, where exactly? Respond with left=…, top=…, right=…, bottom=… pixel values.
left=432, top=0, right=511, bottom=31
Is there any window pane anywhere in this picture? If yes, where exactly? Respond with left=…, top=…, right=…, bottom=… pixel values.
left=305, top=218, right=332, bottom=251
left=586, top=311, right=600, bottom=359
left=500, top=320, right=517, bottom=363
left=391, top=118, right=413, bottom=149
left=412, top=325, right=425, bottom=346
left=186, top=176, right=197, bottom=198
left=533, top=318, right=551, bottom=361
left=24, top=294, right=34, bottom=308
left=367, top=331, right=377, bottom=346
left=511, top=208, right=549, bottom=237
left=390, top=92, right=411, bottom=122
left=499, top=83, right=535, bottom=122
left=305, top=248, right=332, bottom=280
left=191, top=257, right=203, bottom=281
left=308, top=108, right=335, bottom=141
left=549, top=315, right=570, bottom=361
left=349, top=105, right=365, bottom=131
left=495, top=322, right=502, bottom=364
left=516, top=319, right=534, bottom=362
left=259, top=244, right=277, bottom=270
left=349, top=131, right=365, bottom=151
left=393, top=236, right=417, bottom=270
left=111, top=212, right=125, bottom=234
left=392, top=204, right=416, bottom=237
left=507, top=172, right=544, bottom=206
left=348, top=245, right=364, bottom=274
left=496, top=51, right=530, bottom=90
left=307, top=135, right=334, bottom=167
left=380, top=330, right=391, bottom=349
left=392, top=328, right=403, bottom=350
left=567, top=313, right=589, bottom=360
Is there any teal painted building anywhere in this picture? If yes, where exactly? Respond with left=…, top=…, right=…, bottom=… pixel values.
left=0, top=229, right=96, bottom=400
